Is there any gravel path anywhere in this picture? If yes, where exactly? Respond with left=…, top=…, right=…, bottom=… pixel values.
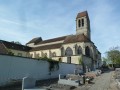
left=88, top=71, right=115, bottom=90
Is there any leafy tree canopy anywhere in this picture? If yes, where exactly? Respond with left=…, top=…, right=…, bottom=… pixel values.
left=105, top=46, right=120, bottom=64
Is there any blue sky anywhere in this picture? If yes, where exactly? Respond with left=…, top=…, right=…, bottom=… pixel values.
left=0, top=0, right=120, bottom=57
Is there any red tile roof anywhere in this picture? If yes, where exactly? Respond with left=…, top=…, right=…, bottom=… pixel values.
left=76, top=11, right=88, bottom=19
left=30, top=34, right=92, bottom=51
left=64, top=34, right=90, bottom=44
left=28, top=33, right=93, bottom=51
left=35, top=36, right=67, bottom=45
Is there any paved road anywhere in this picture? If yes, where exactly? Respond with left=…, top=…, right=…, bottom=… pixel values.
left=89, top=71, right=112, bottom=90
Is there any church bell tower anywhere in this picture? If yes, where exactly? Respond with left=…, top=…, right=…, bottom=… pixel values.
left=76, top=11, right=91, bottom=40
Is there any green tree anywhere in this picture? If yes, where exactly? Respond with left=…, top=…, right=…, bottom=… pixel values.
left=106, top=47, right=120, bottom=64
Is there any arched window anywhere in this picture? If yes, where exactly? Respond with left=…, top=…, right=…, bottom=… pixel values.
left=77, top=46, right=82, bottom=55
left=75, top=44, right=78, bottom=55
left=65, top=47, right=73, bottom=56
left=61, top=47, right=64, bottom=56
left=82, top=19, right=84, bottom=26
left=85, top=46, right=90, bottom=57
left=78, top=19, right=81, bottom=27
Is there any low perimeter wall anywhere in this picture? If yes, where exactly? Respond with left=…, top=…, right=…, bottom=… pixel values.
left=0, top=54, right=79, bottom=86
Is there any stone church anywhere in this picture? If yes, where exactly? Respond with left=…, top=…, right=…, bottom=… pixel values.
left=26, top=11, right=101, bottom=71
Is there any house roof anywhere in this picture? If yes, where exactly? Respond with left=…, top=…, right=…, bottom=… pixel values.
left=64, top=34, right=91, bottom=44
left=30, top=34, right=92, bottom=51
left=35, top=36, right=67, bottom=45
left=76, top=11, right=89, bottom=19
left=27, top=37, right=42, bottom=44
left=0, top=40, right=31, bottom=52
left=30, top=43, right=62, bottom=51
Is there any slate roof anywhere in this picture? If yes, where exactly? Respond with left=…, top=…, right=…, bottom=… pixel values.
left=0, top=40, right=31, bottom=52
left=30, top=43, right=62, bottom=51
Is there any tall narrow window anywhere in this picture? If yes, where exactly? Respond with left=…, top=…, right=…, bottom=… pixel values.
left=85, top=46, right=90, bottom=57
left=78, top=20, right=81, bottom=27
left=82, top=19, right=84, bottom=27
left=61, top=47, right=64, bottom=56
left=77, top=46, right=82, bottom=55
left=75, top=44, right=78, bottom=55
